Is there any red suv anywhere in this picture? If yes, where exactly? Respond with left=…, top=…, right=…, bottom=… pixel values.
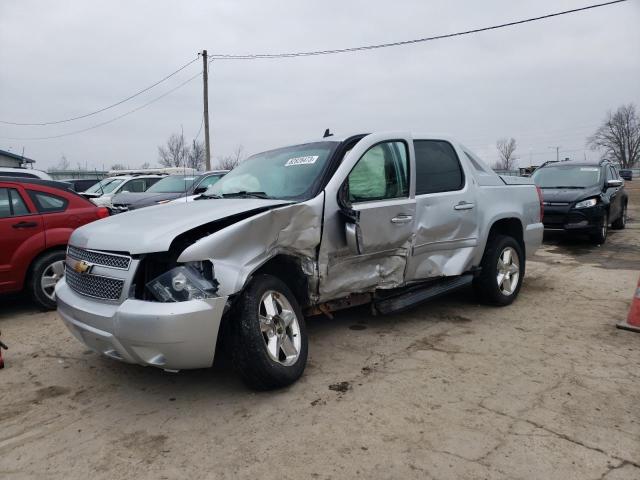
left=0, top=178, right=109, bottom=309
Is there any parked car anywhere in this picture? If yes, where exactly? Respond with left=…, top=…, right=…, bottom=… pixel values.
left=531, top=159, right=628, bottom=244
left=57, top=132, right=543, bottom=389
left=166, top=170, right=230, bottom=205
left=0, top=167, right=52, bottom=180
left=110, top=171, right=228, bottom=212
left=619, top=169, right=633, bottom=181
left=59, top=178, right=101, bottom=192
left=0, top=177, right=109, bottom=309
left=80, top=175, right=164, bottom=208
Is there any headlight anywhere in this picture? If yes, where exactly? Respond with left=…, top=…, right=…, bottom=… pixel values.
left=574, top=198, right=597, bottom=209
left=146, top=264, right=218, bottom=302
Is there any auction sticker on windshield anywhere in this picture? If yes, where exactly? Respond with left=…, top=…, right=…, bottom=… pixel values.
left=285, top=155, right=319, bottom=166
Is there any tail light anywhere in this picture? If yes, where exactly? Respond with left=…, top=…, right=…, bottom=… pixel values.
left=96, top=207, right=110, bottom=219
left=535, top=185, right=544, bottom=222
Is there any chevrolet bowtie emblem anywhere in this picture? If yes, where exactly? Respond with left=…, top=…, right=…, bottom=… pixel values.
left=73, top=260, right=93, bottom=274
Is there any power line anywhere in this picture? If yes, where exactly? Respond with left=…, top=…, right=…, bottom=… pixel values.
left=0, top=55, right=201, bottom=126
left=208, top=0, right=627, bottom=59
left=1, top=71, right=202, bottom=141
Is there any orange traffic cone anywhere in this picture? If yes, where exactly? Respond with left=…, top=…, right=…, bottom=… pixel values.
left=617, top=276, right=640, bottom=333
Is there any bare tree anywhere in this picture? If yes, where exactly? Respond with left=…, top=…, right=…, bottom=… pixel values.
left=55, top=155, right=70, bottom=171
left=588, top=103, right=640, bottom=169
left=495, top=138, right=518, bottom=170
left=216, top=145, right=245, bottom=170
left=140, top=162, right=151, bottom=169
left=158, top=132, right=188, bottom=167
left=110, top=163, right=127, bottom=171
left=187, top=140, right=205, bottom=170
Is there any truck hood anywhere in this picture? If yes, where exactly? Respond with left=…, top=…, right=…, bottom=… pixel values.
left=540, top=185, right=601, bottom=203
left=70, top=198, right=290, bottom=254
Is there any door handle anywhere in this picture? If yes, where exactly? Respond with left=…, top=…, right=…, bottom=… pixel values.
left=454, top=201, right=475, bottom=211
left=390, top=214, right=413, bottom=224
left=12, top=221, right=38, bottom=229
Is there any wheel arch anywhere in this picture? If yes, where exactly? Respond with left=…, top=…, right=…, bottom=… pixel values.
left=250, top=254, right=313, bottom=309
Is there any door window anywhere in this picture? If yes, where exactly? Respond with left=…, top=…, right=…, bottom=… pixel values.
left=348, top=141, right=408, bottom=203
left=121, top=178, right=147, bottom=193
left=197, top=174, right=224, bottom=191
left=414, top=140, right=464, bottom=194
left=28, top=191, right=67, bottom=213
left=0, top=188, right=30, bottom=217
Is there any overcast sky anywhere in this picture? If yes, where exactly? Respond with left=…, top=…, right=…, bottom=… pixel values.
left=1, top=0, right=639, bottom=171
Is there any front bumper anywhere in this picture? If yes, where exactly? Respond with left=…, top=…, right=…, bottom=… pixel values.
left=542, top=205, right=605, bottom=232
left=56, top=279, right=228, bottom=370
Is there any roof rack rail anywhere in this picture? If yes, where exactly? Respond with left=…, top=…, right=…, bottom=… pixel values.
left=107, top=167, right=199, bottom=177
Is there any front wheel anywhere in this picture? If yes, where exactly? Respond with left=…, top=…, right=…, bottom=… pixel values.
left=474, top=234, right=525, bottom=306
left=232, top=274, right=308, bottom=390
left=611, top=204, right=626, bottom=230
left=590, top=212, right=608, bottom=244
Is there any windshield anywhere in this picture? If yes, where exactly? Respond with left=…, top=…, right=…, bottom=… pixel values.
left=147, top=175, right=198, bottom=193
left=532, top=165, right=601, bottom=188
left=85, top=178, right=124, bottom=194
left=205, top=141, right=338, bottom=200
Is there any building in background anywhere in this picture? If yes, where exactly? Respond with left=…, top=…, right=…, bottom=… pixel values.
left=0, top=148, right=35, bottom=168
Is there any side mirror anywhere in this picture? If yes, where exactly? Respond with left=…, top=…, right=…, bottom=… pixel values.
left=605, top=179, right=623, bottom=189
left=194, top=186, right=207, bottom=194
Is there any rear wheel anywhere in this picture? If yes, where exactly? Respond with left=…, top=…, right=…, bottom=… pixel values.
left=29, top=250, right=66, bottom=310
left=474, top=234, right=524, bottom=306
left=590, top=212, right=608, bottom=244
left=232, top=274, right=308, bottom=390
left=611, top=204, right=626, bottom=230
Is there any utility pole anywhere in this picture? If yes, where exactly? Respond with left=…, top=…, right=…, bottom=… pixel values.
left=548, top=146, right=561, bottom=162
left=202, top=50, right=211, bottom=170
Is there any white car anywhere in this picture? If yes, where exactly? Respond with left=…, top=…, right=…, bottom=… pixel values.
left=81, top=175, right=164, bottom=208
left=0, top=167, right=52, bottom=180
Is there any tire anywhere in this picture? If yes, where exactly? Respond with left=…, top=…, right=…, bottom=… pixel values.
left=231, top=274, right=308, bottom=390
left=474, top=234, right=525, bottom=306
left=28, top=250, right=66, bottom=310
left=611, top=203, right=626, bottom=230
left=590, top=212, right=608, bottom=244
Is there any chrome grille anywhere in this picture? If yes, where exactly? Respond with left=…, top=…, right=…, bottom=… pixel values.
left=66, top=268, right=124, bottom=301
left=67, top=246, right=131, bottom=270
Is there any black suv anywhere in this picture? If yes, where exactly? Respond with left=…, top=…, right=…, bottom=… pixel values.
left=531, top=160, right=628, bottom=244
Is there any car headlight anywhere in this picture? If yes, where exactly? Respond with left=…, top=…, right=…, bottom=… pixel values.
left=574, top=198, right=598, bottom=209
left=146, top=264, right=218, bottom=302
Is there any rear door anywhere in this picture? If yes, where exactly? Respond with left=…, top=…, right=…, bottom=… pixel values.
left=0, top=184, right=44, bottom=291
left=605, top=165, right=621, bottom=221
left=405, top=139, right=479, bottom=281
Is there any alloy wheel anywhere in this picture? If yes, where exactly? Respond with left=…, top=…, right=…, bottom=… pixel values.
left=496, top=247, right=520, bottom=296
left=41, top=260, right=65, bottom=301
left=258, top=290, right=301, bottom=366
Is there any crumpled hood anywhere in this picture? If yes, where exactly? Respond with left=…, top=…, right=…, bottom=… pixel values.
left=111, top=191, right=183, bottom=208
left=541, top=185, right=601, bottom=204
left=70, top=198, right=290, bottom=254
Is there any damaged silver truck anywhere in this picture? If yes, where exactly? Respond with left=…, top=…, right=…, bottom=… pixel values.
left=56, top=132, right=544, bottom=389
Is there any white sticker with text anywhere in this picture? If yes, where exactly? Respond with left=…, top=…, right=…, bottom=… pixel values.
left=285, top=155, right=319, bottom=166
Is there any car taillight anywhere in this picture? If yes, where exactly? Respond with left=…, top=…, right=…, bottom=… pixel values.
left=535, top=185, right=544, bottom=222
left=96, top=207, right=110, bottom=219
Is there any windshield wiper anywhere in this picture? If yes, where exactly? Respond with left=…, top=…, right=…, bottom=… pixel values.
left=220, top=191, right=271, bottom=199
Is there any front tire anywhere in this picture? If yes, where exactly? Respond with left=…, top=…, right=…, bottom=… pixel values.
left=474, top=234, right=524, bottom=306
left=590, top=212, right=608, bottom=244
left=29, top=250, right=66, bottom=310
left=232, top=274, right=308, bottom=390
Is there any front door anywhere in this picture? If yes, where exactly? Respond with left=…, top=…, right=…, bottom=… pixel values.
left=318, top=133, right=416, bottom=300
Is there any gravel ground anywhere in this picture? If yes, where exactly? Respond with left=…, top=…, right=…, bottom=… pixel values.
left=1, top=183, right=639, bottom=480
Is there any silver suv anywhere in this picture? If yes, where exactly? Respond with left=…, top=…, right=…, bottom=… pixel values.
left=56, top=132, right=543, bottom=389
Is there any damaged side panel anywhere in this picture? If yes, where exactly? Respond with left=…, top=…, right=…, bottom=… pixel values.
left=177, top=194, right=325, bottom=297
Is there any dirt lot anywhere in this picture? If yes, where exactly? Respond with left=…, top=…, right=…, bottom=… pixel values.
left=1, top=184, right=639, bottom=480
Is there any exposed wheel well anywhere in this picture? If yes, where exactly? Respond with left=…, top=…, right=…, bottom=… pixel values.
left=252, top=255, right=311, bottom=308
left=487, top=218, right=524, bottom=254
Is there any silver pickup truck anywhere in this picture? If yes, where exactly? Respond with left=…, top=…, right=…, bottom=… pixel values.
left=56, top=132, right=543, bottom=389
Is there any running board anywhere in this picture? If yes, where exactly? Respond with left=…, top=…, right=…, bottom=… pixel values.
left=374, top=274, right=474, bottom=315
